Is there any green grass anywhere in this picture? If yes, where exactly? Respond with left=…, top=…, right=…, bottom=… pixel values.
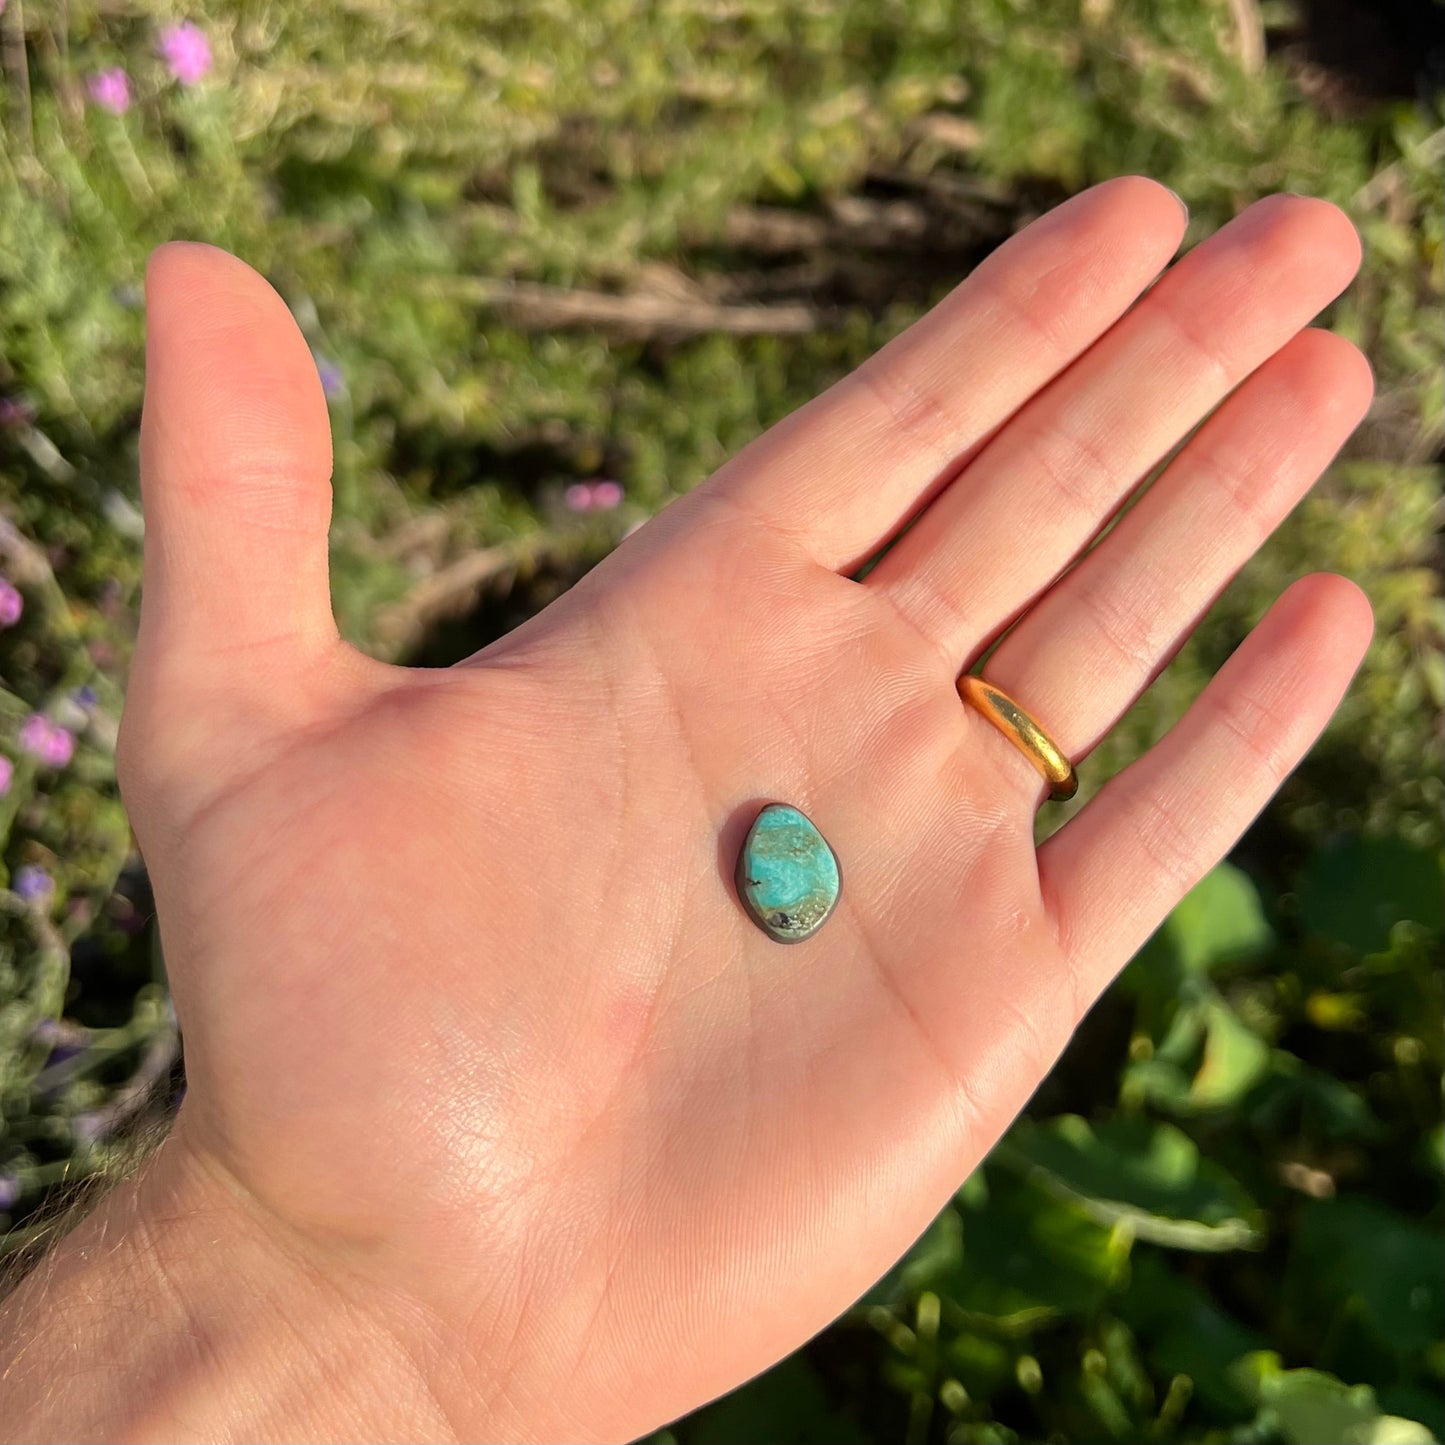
left=2, top=2, right=1441, bottom=1441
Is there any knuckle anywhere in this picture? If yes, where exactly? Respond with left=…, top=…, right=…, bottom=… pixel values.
left=988, top=256, right=1096, bottom=359
left=1024, top=410, right=1119, bottom=521
left=1213, top=687, right=1293, bottom=782
left=1076, top=581, right=1161, bottom=679
left=849, top=360, right=958, bottom=465
left=1150, top=297, right=1236, bottom=389
left=1130, top=784, right=1200, bottom=898
left=1193, top=446, right=1274, bottom=535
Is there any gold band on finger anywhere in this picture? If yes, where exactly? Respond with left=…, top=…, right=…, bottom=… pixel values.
left=957, top=675, right=1078, bottom=802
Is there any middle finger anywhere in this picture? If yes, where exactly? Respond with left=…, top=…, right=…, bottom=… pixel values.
left=865, top=194, right=1362, bottom=658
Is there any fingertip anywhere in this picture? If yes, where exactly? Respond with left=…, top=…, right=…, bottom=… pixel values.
left=143, top=240, right=330, bottom=487
left=138, top=241, right=337, bottom=669
left=146, top=238, right=207, bottom=283
left=146, top=237, right=225, bottom=278
left=1280, top=571, right=1376, bottom=658
left=1281, top=194, right=1363, bottom=271
left=1240, top=193, right=1364, bottom=292
left=144, top=241, right=297, bottom=338
left=1008, top=175, right=1188, bottom=310
left=145, top=240, right=259, bottom=306
left=1283, top=328, right=1376, bottom=423
left=1317, top=571, right=1375, bottom=639
left=1070, top=174, right=1189, bottom=245
left=1097, top=173, right=1189, bottom=226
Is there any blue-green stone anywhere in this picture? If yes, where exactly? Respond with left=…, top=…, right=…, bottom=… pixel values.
left=735, top=803, right=841, bottom=943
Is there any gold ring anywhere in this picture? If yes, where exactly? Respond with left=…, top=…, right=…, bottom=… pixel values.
left=957, top=675, right=1078, bottom=802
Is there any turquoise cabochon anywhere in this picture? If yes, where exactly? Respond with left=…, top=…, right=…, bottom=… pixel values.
left=735, top=803, right=841, bottom=944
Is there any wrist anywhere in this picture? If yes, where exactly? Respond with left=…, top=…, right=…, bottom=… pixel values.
left=0, top=1120, right=457, bottom=1443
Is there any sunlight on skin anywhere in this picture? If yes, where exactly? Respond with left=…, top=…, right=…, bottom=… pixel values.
left=0, top=178, right=1373, bottom=1444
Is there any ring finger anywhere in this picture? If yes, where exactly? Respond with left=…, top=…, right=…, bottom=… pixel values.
left=866, top=194, right=1362, bottom=657
left=964, top=325, right=1373, bottom=805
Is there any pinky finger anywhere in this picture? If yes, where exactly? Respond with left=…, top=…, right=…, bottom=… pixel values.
left=1037, top=574, right=1373, bottom=995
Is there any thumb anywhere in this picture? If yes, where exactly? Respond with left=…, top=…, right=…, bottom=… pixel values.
left=135, top=242, right=337, bottom=688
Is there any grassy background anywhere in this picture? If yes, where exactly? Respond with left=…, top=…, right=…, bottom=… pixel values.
left=1, top=2, right=1441, bottom=1441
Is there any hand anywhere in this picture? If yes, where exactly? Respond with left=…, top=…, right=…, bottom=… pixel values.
left=0, top=179, right=1371, bottom=1443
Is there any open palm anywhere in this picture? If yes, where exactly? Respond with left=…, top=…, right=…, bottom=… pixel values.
left=116, top=178, right=1371, bottom=1443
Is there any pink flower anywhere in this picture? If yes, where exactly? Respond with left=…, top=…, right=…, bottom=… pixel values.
left=18, top=715, right=75, bottom=769
left=0, top=579, right=21, bottom=627
left=17, top=716, right=49, bottom=756
left=158, top=22, right=212, bottom=84
left=564, top=479, right=624, bottom=512
left=86, top=68, right=131, bottom=115
left=0, top=757, right=12, bottom=796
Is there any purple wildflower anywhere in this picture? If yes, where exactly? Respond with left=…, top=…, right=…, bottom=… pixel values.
left=75, top=685, right=98, bottom=709
left=73, top=1110, right=113, bottom=1145
left=33, top=1017, right=82, bottom=1048
left=0, top=1175, right=19, bottom=1212
left=0, top=757, right=11, bottom=796
left=0, top=578, right=21, bottom=627
left=37, top=1036, right=87, bottom=1100
left=0, top=396, right=35, bottom=429
left=158, top=22, right=212, bottom=85
left=314, top=354, right=344, bottom=399
left=13, top=865, right=53, bottom=902
left=86, top=68, right=132, bottom=115
left=589, top=480, right=624, bottom=510
left=18, top=715, right=76, bottom=768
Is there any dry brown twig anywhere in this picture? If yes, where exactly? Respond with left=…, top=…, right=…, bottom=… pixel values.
left=436, top=275, right=828, bottom=340
left=372, top=532, right=566, bottom=656
left=1226, top=0, right=1266, bottom=77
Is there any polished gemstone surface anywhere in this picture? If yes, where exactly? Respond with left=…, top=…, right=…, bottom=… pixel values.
left=735, top=803, right=841, bottom=943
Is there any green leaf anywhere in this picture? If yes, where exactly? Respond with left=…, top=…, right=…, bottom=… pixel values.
left=943, top=1330, right=1016, bottom=1402
left=1285, top=1197, right=1445, bottom=1357
left=1000, top=1116, right=1263, bottom=1251
left=1119, top=1252, right=1263, bottom=1418
left=1122, top=863, right=1274, bottom=1013
left=1298, top=837, right=1445, bottom=954
left=860, top=1205, right=963, bottom=1309
left=1244, top=1059, right=1385, bottom=1144
left=943, top=1172, right=1126, bottom=1329
left=1167, top=863, right=1276, bottom=974
left=1120, top=1054, right=1197, bottom=1114
left=1379, top=1390, right=1445, bottom=1442
left=1233, top=1355, right=1440, bottom=1445
left=673, top=1353, right=869, bottom=1445
left=1189, top=999, right=1272, bottom=1110
left=1423, top=1125, right=1444, bottom=1182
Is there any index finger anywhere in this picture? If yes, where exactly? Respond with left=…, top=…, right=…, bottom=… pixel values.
left=696, top=176, right=1188, bottom=572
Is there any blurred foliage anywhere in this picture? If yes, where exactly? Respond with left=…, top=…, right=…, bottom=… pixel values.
left=662, top=850, right=1444, bottom=1445
left=1, top=1, right=1440, bottom=1440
